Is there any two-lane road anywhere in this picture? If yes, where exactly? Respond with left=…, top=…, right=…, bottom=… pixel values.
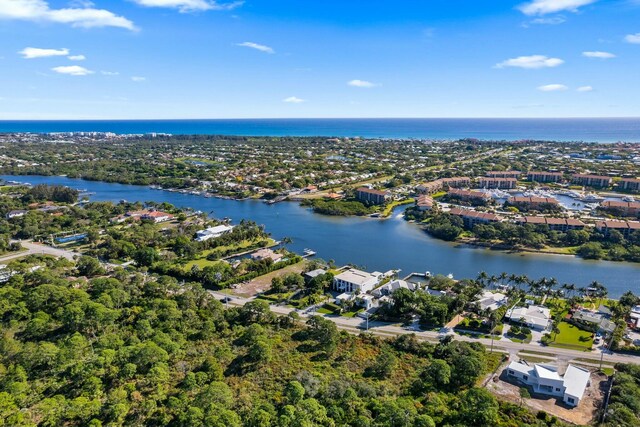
left=209, top=290, right=640, bottom=366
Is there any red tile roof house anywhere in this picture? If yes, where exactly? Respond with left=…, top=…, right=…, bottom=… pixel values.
left=416, top=195, right=434, bottom=211
left=141, top=211, right=175, bottom=223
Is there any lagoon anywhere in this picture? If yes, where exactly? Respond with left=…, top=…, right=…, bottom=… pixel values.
left=3, top=174, right=639, bottom=298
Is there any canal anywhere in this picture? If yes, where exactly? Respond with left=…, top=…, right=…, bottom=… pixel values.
left=3, top=175, right=639, bottom=298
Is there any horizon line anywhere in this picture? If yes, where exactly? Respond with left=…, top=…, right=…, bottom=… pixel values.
left=1, top=116, right=640, bottom=121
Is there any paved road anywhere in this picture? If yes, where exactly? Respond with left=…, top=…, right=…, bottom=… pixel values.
left=0, top=240, right=78, bottom=263
left=210, top=290, right=640, bottom=366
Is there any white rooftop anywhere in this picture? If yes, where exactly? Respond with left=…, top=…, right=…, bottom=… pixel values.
left=507, top=305, right=551, bottom=329
left=563, top=365, right=591, bottom=400
left=534, top=364, right=561, bottom=381
left=335, top=268, right=378, bottom=286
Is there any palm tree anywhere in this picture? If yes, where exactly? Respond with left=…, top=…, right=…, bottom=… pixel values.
left=476, top=271, right=488, bottom=287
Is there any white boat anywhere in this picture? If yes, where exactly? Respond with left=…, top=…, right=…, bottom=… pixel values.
left=580, top=193, right=605, bottom=203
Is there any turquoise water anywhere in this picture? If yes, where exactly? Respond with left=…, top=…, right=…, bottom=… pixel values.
left=3, top=175, right=639, bottom=298
left=1, top=118, right=640, bottom=142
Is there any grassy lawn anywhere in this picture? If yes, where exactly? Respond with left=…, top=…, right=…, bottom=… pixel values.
left=381, top=198, right=415, bottom=217
left=507, top=332, right=532, bottom=344
left=199, top=238, right=275, bottom=259
left=342, top=308, right=364, bottom=318
left=184, top=258, right=226, bottom=270
left=538, top=246, right=579, bottom=255
left=316, top=307, right=332, bottom=315
left=550, top=321, right=593, bottom=350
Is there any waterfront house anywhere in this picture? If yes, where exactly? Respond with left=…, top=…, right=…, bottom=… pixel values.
left=195, top=224, right=235, bottom=242
left=478, top=177, right=517, bottom=189
left=371, top=279, right=416, bottom=297
left=141, top=211, right=174, bottom=223
left=356, top=187, right=390, bottom=205
left=527, top=171, right=564, bottom=183
left=486, top=170, right=521, bottom=179
left=6, top=210, right=27, bottom=219
left=506, top=305, right=551, bottom=331
left=618, top=178, right=640, bottom=192
left=572, top=174, right=612, bottom=188
left=506, top=362, right=591, bottom=407
left=475, top=291, right=508, bottom=312
left=595, top=220, right=640, bottom=238
left=448, top=207, right=503, bottom=229
left=304, top=268, right=327, bottom=284
left=570, top=309, right=616, bottom=334
left=333, top=268, right=380, bottom=293
left=251, top=248, right=284, bottom=263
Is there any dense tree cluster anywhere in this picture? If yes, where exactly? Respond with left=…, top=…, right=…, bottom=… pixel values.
left=406, top=207, right=640, bottom=262
left=0, top=258, right=576, bottom=427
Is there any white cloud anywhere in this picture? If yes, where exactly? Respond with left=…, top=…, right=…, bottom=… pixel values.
left=495, top=55, right=564, bottom=69
left=19, top=47, right=69, bottom=59
left=529, top=16, right=566, bottom=25
left=283, top=96, right=304, bottom=103
left=101, top=71, right=120, bottom=76
left=348, top=79, right=380, bottom=88
left=131, top=76, right=146, bottom=82
left=538, top=84, right=568, bottom=91
left=518, top=0, right=597, bottom=16
left=577, top=85, right=593, bottom=92
left=237, top=42, right=274, bottom=54
left=582, top=51, right=615, bottom=58
left=0, top=0, right=136, bottom=30
left=625, top=33, right=640, bottom=44
left=132, top=0, right=243, bottom=12
left=52, top=65, right=94, bottom=76
left=68, top=54, right=86, bottom=61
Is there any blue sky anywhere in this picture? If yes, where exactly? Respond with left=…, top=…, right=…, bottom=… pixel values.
left=0, top=0, right=639, bottom=119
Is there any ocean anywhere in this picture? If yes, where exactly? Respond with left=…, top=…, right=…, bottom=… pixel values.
left=1, top=118, right=640, bottom=142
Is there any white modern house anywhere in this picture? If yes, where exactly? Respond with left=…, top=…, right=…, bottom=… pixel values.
left=506, top=362, right=591, bottom=407
left=195, top=224, right=235, bottom=242
left=506, top=305, right=551, bottom=331
left=333, top=268, right=380, bottom=293
left=475, top=291, right=508, bottom=312
left=371, top=279, right=416, bottom=297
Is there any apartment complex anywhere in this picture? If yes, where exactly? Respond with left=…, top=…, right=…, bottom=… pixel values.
left=416, top=195, right=434, bottom=211
left=527, top=171, right=564, bottom=183
left=356, top=187, right=390, bottom=205
left=447, top=188, right=491, bottom=203
left=416, top=177, right=471, bottom=195
left=572, top=174, right=612, bottom=188
left=448, top=207, right=503, bottom=228
left=507, top=196, right=559, bottom=209
left=486, top=170, right=521, bottom=179
left=618, top=178, right=640, bottom=192
left=478, top=177, right=517, bottom=189
left=516, top=216, right=586, bottom=231
left=595, top=220, right=640, bottom=238
left=600, top=201, right=640, bottom=217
